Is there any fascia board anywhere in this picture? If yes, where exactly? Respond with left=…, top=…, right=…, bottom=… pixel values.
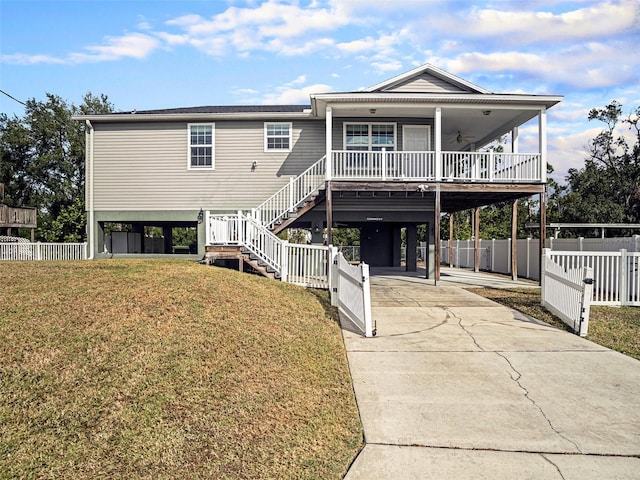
left=72, top=112, right=314, bottom=122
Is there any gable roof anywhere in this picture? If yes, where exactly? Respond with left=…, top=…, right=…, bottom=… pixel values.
left=363, top=64, right=491, bottom=94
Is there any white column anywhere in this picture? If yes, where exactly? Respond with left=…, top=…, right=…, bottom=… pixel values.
left=325, top=106, right=333, bottom=180
left=538, top=108, right=547, bottom=182
left=512, top=126, right=519, bottom=153
left=434, top=107, right=442, bottom=180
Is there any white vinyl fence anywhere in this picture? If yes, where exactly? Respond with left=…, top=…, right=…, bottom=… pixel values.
left=541, top=251, right=594, bottom=336
left=441, top=235, right=640, bottom=282
left=0, top=242, right=87, bottom=261
left=330, top=247, right=374, bottom=337
left=545, top=249, right=640, bottom=307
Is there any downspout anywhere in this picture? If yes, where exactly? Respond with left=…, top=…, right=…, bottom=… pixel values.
left=85, top=120, right=95, bottom=259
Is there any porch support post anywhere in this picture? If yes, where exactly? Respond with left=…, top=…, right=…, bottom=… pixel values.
left=511, top=126, right=519, bottom=154
left=325, top=181, right=333, bottom=246
left=511, top=199, right=518, bottom=281
left=392, top=225, right=402, bottom=267
left=538, top=108, right=547, bottom=183
left=434, top=185, right=441, bottom=284
left=474, top=207, right=480, bottom=273
left=406, top=224, right=417, bottom=272
left=448, top=213, right=454, bottom=267
left=325, top=106, right=333, bottom=180
left=539, top=188, right=547, bottom=285
left=434, top=107, right=442, bottom=181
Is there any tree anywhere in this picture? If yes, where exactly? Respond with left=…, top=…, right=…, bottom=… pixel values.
left=559, top=101, right=640, bottom=233
left=0, top=92, right=113, bottom=241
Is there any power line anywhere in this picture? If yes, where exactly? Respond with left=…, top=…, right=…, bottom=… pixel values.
left=0, top=89, right=27, bottom=107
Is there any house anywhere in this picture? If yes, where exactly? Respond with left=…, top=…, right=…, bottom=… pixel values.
left=75, top=64, right=561, bottom=282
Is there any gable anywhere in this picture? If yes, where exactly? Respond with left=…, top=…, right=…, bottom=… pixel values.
left=377, top=72, right=470, bottom=93
left=363, top=63, right=490, bottom=94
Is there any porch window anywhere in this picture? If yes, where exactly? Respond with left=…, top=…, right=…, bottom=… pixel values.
left=344, top=123, right=396, bottom=151
left=188, top=124, right=214, bottom=169
left=264, top=122, right=292, bottom=152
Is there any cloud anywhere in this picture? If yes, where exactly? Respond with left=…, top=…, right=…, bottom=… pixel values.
left=1, top=33, right=161, bottom=65
left=69, top=33, right=160, bottom=63
left=261, top=77, right=333, bottom=104
left=0, top=53, right=66, bottom=65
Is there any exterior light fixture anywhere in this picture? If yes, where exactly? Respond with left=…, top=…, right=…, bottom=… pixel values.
left=197, top=208, right=204, bottom=224
left=369, top=108, right=376, bottom=114
left=482, top=110, right=491, bottom=116
left=251, top=160, right=257, bottom=171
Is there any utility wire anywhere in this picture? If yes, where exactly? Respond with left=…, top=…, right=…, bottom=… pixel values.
left=0, top=89, right=27, bottom=106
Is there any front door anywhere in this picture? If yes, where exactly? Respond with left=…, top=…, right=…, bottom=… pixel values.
left=403, top=125, right=430, bottom=151
left=402, top=125, right=431, bottom=178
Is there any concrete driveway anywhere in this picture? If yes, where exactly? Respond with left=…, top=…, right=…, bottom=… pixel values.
left=343, top=268, right=640, bottom=479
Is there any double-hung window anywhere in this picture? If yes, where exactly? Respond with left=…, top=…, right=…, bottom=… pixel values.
left=264, top=122, right=292, bottom=152
left=344, top=123, right=396, bottom=151
left=188, top=124, right=214, bottom=169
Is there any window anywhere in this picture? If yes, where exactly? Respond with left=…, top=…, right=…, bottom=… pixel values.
left=344, top=123, right=396, bottom=151
left=188, top=124, right=214, bottom=169
left=264, top=122, right=292, bottom=152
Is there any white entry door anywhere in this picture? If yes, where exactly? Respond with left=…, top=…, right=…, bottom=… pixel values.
left=401, top=125, right=431, bottom=178
left=403, top=125, right=431, bottom=151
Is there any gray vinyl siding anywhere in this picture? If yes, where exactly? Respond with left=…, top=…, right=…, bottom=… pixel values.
left=332, top=118, right=435, bottom=151
left=92, top=119, right=325, bottom=212
left=381, top=73, right=469, bottom=93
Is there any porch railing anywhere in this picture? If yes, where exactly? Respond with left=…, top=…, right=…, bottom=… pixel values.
left=332, top=150, right=541, bottom=182
left=206, top=211, right=331, bottom=288
left=254, top=155, right=326, bottom=230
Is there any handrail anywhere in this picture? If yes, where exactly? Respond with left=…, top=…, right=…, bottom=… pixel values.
left=254, top=155, right=326, bottom=229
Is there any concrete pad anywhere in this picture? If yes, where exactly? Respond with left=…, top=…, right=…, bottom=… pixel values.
left=345, top=445, right=640, bottom=480
left=342, top=269, right=640, bottom=478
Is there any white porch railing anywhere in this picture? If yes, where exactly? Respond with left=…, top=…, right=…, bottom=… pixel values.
left=332, top=150, right=541, bottom=182
left=0, top=242, right=87, bottom=261
left=254, top=155, right=326, bottom=230
left=541, top=250, right=594, bottom=336
left=330, top=247, right=374, bottom=337
left=206, top=211, right=331, bottom=288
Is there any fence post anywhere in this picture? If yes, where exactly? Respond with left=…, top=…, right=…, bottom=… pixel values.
left=540, top=248, right=551, bottom=307
left=329, top=246, right=339, bottom=307
left=579, top=237, right=584, bottom=251
left=362, top=263, right=374, bottom=337
left=36, top=242, right=41, bottom=261
left=619, top=249, right=628, bottom=306
left=579, top=266, right=594, bottom=337
left=83, top=242, right=88, bottom=260
left=280, top=241, right=289, bottom=283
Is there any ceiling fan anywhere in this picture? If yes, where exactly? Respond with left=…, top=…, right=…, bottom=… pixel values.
left=450, top=130, right=474, bottom=144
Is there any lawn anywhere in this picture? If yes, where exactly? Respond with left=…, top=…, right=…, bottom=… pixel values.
left=0, top=259, right=363, bottom=479
left=467, top=287, right=640, bottom=360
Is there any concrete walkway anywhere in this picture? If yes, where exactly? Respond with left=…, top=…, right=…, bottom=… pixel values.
left=342, top=268, right=640, bottom=479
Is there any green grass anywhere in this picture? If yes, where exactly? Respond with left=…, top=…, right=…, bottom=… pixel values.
left=0, top=259, right=363, bottom=479
left=467, top=287, right=640, bottom=360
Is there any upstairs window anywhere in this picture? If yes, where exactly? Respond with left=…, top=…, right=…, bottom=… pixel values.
left=344, top=123, right=396, bottom=151
left=188, top=124, right=214, bottom=169
left=264, top=122, right=292, bottom=152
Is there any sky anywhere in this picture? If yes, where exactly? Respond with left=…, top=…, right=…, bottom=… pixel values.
left=1, top=0, right=639, bottom=183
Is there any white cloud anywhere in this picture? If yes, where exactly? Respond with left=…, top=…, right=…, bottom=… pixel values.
left=261, top=80, right=333, bottom=104
left=69, top=33, right=160, bottom=63
left=0, top=53, right=66, bottom=65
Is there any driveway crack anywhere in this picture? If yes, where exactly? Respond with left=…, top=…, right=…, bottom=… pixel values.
left=496, top=351, right=582, bottom=454
left=446, top=308, right=484, bottom=351
left=541, top=454, right=567, bottom=480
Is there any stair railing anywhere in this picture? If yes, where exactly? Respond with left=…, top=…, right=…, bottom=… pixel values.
left=253, top=155, right=326, bottom=229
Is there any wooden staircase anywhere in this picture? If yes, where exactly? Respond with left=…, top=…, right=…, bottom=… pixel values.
left=271, top=189, right=325, bottom=235
left=204, top=245, right=280, bottom=279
